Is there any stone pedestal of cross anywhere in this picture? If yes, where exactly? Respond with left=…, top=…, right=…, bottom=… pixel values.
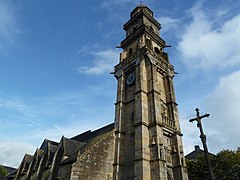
left=189, top=108, right=215, bottom=180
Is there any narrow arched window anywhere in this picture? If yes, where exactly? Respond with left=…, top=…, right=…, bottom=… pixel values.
left=133, top=26, right=137, bottom=32
left=129, top=48, right=133, bottom=55
left=133, top=25, right=138, bottom=33
left=146, top=38, right=152, bottom=49
left=154, top=47, right=160, bottom=54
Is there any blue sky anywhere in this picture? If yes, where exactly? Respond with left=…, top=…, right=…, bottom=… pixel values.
left=0, top=0, right=240, bottom=167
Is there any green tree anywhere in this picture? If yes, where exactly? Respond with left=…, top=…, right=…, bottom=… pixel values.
left=187, top=148, right=240, bottom=180
left=0, top=165, right=8, bottom=176
left=187, top=154, right=215, bottom=180
left=214, top=149, right=240, bottom=180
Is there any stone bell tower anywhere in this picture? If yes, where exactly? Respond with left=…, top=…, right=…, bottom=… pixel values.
left=113, top=4, right=188, bottom=180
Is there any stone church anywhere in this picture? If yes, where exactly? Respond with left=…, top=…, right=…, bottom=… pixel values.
left=7, top=4, right=188, bottom=180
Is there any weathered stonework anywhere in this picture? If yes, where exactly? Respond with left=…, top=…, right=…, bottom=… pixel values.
left=10, top=124, right=115, bottom=180
left=8, top=4, right=188, bottom=180
left=71, top=131, right=115, bottom=179
left=113, top=4, right=188, bottom=180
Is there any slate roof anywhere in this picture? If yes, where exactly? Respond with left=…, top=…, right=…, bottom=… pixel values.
left=1, top=165, right=17, bottom=180
left=40, top=139, right=59, bottom=150
left=11, top=123, right=115, bottom=180
left=1, top=166, right=16, bottom=175
left=59, top=123, right=114, bottom=165
left=22, top=154, right=32, bottom=174
left=185, top=145, right=215, bottom=160
left=31, top=149, right=44, bottom=171
left=23, top=154, right=33, bottom=163
left=62, top=137, right=85, bottom=157
left=71, top=123, right=114, bottom=143
left=43, top=140, right=58, bottom=167
left=0, top=174, right=6, bottom=180
left=5, top=170, right=17, bottom=179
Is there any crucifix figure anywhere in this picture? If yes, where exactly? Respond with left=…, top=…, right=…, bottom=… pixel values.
left=189, top=108, right=215, bottom=180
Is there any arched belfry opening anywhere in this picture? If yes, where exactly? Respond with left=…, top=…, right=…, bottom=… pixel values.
left=154, top=47, right=161, bottom=54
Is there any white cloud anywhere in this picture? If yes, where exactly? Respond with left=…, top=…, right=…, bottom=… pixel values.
left=204, top=70, right=240, bottom=152
left=177, top=4, right=240, bottom=70
left=0, top=142, right=35, bottom=167
left=158, top=17, right=179, bottom=32
left=0, top=121, right=110, bottom=168
left=182, top=70, right=240, bottom=154
left=0, top=89, right=115, bottom=167
left=78, top=49, right=120, bottom=75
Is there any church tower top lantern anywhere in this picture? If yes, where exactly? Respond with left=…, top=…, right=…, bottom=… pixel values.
left=121, top=4, right=164, bottom=49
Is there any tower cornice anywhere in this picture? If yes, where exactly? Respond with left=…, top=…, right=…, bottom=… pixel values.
left=123, top=9, right=161, bottom=31
left=114, top=47, right=145, bottom=72
left=121, top=25, right=166, bottom=49
left=114, top=47, right=174, bottom=75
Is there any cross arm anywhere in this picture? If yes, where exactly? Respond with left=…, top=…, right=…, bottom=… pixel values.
left=200, top=113, right=210, bottom=119
left=189, top=117, right=198, bottom=123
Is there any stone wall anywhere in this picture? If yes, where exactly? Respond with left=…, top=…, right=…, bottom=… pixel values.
left=41, top=168, right=50, bottom=180
left=70, top=130, right=115, bottom=180
left=58, top=164, right=72, bottom=180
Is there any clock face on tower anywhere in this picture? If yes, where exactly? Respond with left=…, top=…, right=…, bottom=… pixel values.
left=126, top=72, right=135, bottom=85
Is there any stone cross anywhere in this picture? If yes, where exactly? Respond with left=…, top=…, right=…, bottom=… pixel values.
left=189, top=108, right=215, bottom=180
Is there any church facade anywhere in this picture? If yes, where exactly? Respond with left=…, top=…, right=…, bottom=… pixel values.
left=8, top=5, right=188, bottom=180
